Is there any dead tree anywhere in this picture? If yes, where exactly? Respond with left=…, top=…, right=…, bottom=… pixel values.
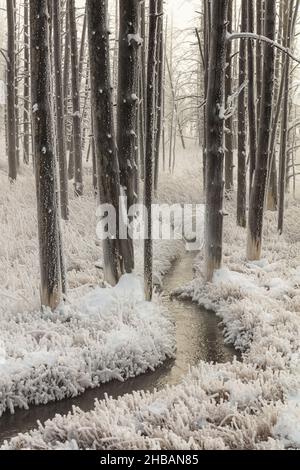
left=154, top=0, right=164, bottom=192
left=247, top=0, right=276, bottom=260
left=30, top=0, right=63, bottom=309
left=53, top=0, right=69, bottom=220
left=117, top=0, right=141, bottom=273
left=247, top=0, right=257, bottom=195
left=23, top=0, right=30, bottom=165
left=87, top=0, right=122, bottom=286
left=237, top=0, right=247, bottom=228
left=6, top=0, right=17, bottom=181
left=204, top=0, right=228, bottom=282
left=278, top=0, right=294, bottom=234
left=225, top=0, right=234, bottom=192
left=144, top=0, right=159, bottom=300
left=69, top=0, right=83, bottom=196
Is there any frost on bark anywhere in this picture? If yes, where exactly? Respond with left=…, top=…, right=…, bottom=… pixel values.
left=87, top=0, right=122, bottom=286
left=225, top=0, right=234, bottom=192
left=278, top=0, right=294, bottom=234
left=204, top=0, right=228, bottom=282
left=117, top=0, right=141, bottom=274
left=69, top=0, right=83, bottom=196
left=247, top=0, right=276, bottom=260
left=154, top=0, right=164, bottom=193
left=247, top=0, right=257, bottom=195
left=30, top=0, right=63, bottom=310
left=6, top=0, right=17, bottom=181
left=53, top=0, right=69, bottom=220
left=237, top=0, right=247, bottom=228
left=23, top=0, right=30, bottom=165
left=144, top=0, right=159, bottom=300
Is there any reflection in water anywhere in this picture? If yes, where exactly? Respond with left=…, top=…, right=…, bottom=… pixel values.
left=0, top=252, right=238, bottom=444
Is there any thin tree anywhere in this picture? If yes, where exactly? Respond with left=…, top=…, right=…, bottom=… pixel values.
left=23, top=0, right=30, bottom=165
left=53, top=0, right=69, bottom=220
left=69, top=0, right=83, bottom=196
left=117, top=0, right=141, bottom=273
left=154, top=0, right=164, bottom=192
left=204, top=0, right=228, bottom=282
left=247, top=0, right=257, bottom=195
left=6, top=0, right=17, bottom=181
left=87, top=0, right=122, bottom=286
left=237, top=0, right=247, bottom=227
left=247, top=0, right=276, bottom=260
left=144, top=0, right=159, bottom=300
left=278, top=0, right=294, bottom=234
left=225, top=0, right=234, bottom=192
left=30, top=0, right=63, bottom=309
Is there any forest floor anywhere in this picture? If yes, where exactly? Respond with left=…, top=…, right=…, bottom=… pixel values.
left=1, top=148, right=300, bottom=450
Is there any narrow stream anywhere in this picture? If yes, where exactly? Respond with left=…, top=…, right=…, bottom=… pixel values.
left=0, top=251, right=237, bottom=444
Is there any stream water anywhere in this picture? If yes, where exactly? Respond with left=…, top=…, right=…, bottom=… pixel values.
left=0, top=251, right=237, bottom=444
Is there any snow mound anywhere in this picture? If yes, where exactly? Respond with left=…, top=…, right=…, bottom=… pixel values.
left=0, top=274, right=175, bottom=417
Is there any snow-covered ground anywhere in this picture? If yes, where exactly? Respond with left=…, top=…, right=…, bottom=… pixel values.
left=3, top=174, right=300, bottom=450
left=0, top=148, right=201, bottom=418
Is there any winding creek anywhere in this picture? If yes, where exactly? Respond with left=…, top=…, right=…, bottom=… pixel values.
left=0, top=251, right=238, bottom=444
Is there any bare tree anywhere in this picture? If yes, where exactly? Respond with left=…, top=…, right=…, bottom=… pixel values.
left=247, top=0, right=276, bottom=260
left=69, top=0, right=83, bottom=196
left=204, top=0, right=228, bottom=282
left=144, top=0, right=159, bottom=300
left=87, top=0, right=122, bottom=286
left=30, top=0, right=63, bottom=309
left=225, top=0, right=234, bottom=192
left=237, top=0, right=247, bottom=228
left=247, top=0, right=257, bottom=195
left=23, top=0, right=30, bottom=165
left=278, top=0, right=294, bottom=234
left=117, top=0, right=141, bottom=273
left=6, top=0, right=17, bottom=181
left=53, top=0, right=69, bottom=220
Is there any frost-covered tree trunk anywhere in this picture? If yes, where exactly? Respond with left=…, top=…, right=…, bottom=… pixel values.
left=53, top=0, right=69, bottom=221
left=237, top=0, right=247, bottom=228
left=23, top=0, right=30, bottom=165
left=225, top=0, right=234, bottom=192
left=256, top=0, right=263, bottom=128
left=144, top=0, right=159, bottom=300
left=247, top=0, right=276, bottom=260
left=204, top=0, right=228, bottom=282
left=117, top=0, right=141, bottom=273
left=154, top=0, right=164, bottom=193
left=247, top=0, right=257, bottom=195
left=30, top=0, right=63, bottom=310
left=278, top=0, right=294, bottom=234
left=69, top=0, right=83, bottom=196
left=6, top=0, right=17, bottom=181
left=87, top=0, right=122, bottom=286
left=14, top=0, right=20, bottom=169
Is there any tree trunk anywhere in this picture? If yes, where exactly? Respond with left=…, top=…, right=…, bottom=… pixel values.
left=237, top=0, right=247, bottom=228
left=23, top=0, right=30, bottom=165
left=87, top=0, right=122, bottom=286
left=225, top=0, right=234, bottom=192
left=30, top=0, right=63, bottom=310
left=204, top=0, right=228, bottom=282
left=247, top=0, right=257, bottom=195
left=154, top=0, right=164, bottom=193
left=6, top=0, right=17, bottom=181
left=278, top=0, right=294, bottom=234
left=247, top=0, right=276, bottom=260
left=256, top=0, right=263, bottom=128
left=53, top=0, right=69, bottom=220
left=144, top=0, right=159, bottom=300
left=117, top=0, right=141, bottom=273
left=69, top=0, right=83, bottom=196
